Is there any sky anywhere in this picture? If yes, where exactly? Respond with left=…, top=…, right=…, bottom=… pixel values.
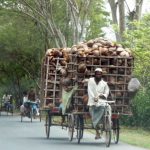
left=103, top=0, right=150, bottom=41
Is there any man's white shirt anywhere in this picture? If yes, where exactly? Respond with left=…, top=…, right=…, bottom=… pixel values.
left=87, top=77, right=109, bottom=106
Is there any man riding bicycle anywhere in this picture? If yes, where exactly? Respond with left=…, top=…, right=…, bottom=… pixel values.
left=28, top=87, right=40, bottom=116
left=87, top=68, right=110, bottom=139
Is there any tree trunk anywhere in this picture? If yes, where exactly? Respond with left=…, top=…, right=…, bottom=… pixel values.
left=108, top=0, right=144, bottom=42
left=108, top=0, right=121, bottom=41
left=118, top=0, right=125, bottom=41
left=135, top=0, right=143, bottom=20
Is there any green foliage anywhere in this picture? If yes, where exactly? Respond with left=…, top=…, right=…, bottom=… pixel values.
left=121, top=89, right=150, bottom=129
left=123, top=14, right=150, bottom=85
left=86, top=0, right=109, bottom=40
left=121, top=14, right=150, bottom=129
left=0, top=8, right=44, bottom=104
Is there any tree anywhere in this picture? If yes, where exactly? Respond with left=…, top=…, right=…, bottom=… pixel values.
left=123, top=15, right=150, bottom=86
left=120, top=14, right=150, bottom=129
left=0, top=0, right=108, bottom=48
left=0, top=0, right=109, bottom=104
left=0, top=8, right=44, bottom=104
left=108, top=0, right=143, bottom=41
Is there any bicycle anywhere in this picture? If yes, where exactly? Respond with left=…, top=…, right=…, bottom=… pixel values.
left=68, top=100, right=115, bottom=147
left=21, top=101, right=41, bottom=122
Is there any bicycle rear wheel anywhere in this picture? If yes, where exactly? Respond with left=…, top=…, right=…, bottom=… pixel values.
left=76, top=115, right=84, bottom=144
left=68, top=114, right=74, bottom=141
left=45, top=114, right=51, bottom=139
left=112, top=118, right=119, bottom=144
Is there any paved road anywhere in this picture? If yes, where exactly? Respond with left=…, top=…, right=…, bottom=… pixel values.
left=0, top=112, right=149, bottom=150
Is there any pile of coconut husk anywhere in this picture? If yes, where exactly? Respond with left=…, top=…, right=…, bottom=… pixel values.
left=71, top=37, right=132, bottom=57
left=45, top=37, right=133, bottom=75
left=45, top=48, right=71, bottom=65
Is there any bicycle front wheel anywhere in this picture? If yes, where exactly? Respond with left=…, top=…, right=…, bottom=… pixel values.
left=104, top=116, right=111, bottom=147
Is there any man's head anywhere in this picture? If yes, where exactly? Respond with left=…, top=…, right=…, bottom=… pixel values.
left=94, top=68, right=103, bottom=82
left=61, top=78, right=73, bottom=92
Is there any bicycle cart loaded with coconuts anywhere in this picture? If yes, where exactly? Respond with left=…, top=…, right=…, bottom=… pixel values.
left=40, top=37, right=134, bottom=147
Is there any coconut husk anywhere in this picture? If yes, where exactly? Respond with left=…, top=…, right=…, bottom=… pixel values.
left=127, top=60, right=132, bottom=67
left=118, top=68, right=125, bottom=74
left=78, top=63, right=87, bottom=73
left=53, top=49, right=62, bottom=57
left=62, top=47, right=71, bottom=53
left=111, top=51, right=117, bottom=56
left=127, top=69, right=131, bottom=75
left=117, top=59, right=123, bottom=66
left=101, top=47, right=108, bottom=55
left=125, top=48, right=132, bottom=56
left=92, top=43, right=99, bottom=50
left=59, top=68, right=68, bottom=77
left=87, top=39, right=94, bottom=47
left=92, top=50, right=100, bottom=56
left=109, top=47, right=116, bottom=52
left=116, top=47, right=124, bottom=54
left=71, top=45, right=78, bottom=54
left=116, top=92, right=122, bottom=97
left=110, top=69, right=117, bottom=74
left=46, top=49, right=53, bottom=56
left=62, top=52, right=70, bottom=62
left=77, top=51, right=86, bottom=57
left=60, top=60, right=67, bottom=66
left=120, top=51, right=130, bottom=57
left=83, top=45, right=90, bottom=53
left=102, top=68, right=107, bottom=74
left=95, top=42, right=103, bottom=47
left=77, top=47, right=85, bottom=52
left=109, top=77, right=116, bottom=84
left=93, top=58, right=99, bottom=65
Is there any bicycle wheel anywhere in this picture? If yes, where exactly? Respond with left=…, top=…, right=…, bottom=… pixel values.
left=76, top=115, right=84, bottom=144
left=30, top=109, right=33, bottom=122
left=33, top=108, right=37, bottom=119
left=45, top=114, right=51, bottom=139
left=11, top=106, right=13, bottom=116
left=21, top=113, right=23, bottom=122
left=39, top=110, right=42, bottom=122
left=112, top=118, right=119, bottom=144
left=104, top=116, right=111, bottom=147
left=68, top=114, right=74, bottom=141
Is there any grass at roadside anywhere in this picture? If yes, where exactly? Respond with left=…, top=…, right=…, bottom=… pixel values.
left=120, top=126, right=150, bottom=149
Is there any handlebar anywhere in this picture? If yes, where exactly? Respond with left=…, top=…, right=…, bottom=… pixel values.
left=99, top=100, right=115, bottom=104
left=25, top=101, right=37, bottom=104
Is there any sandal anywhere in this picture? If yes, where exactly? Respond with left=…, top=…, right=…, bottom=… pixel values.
left=95, top=133, right=101, bottom=139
